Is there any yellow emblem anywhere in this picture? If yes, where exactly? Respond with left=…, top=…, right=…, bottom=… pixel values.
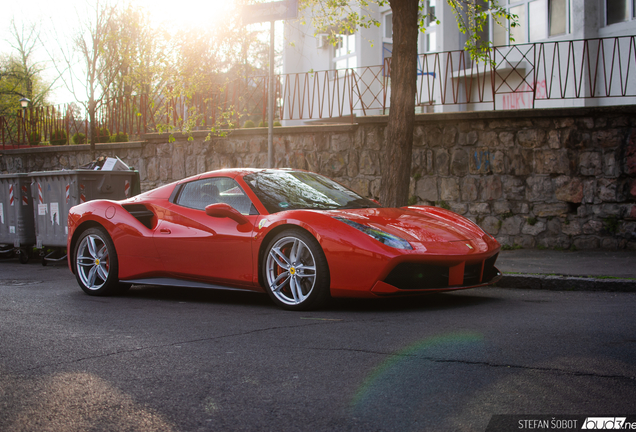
left=289, top=267, right=296, bottom=275
left=95, top=258, right=100, bottom=265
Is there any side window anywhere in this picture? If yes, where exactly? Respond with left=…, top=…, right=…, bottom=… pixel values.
left=175, top=177, right=254, bottom=215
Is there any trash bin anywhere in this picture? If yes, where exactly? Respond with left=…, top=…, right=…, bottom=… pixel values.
left=28, top=169, right=140, bottom=264
left=0, top=173, right=36, bottom=263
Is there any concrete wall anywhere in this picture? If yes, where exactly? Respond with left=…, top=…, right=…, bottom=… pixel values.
left=2, top=105, right=635, bottom=250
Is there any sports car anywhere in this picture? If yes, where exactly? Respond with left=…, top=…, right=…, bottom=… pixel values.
left=67, top=168, right=501, bottom=310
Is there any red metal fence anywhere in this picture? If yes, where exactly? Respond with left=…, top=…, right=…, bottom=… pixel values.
left=2, top=35, right=636, bottom=149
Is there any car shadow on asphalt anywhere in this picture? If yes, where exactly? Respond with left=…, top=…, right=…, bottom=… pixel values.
left=119, top=285, right=499, bottom=313
left=329, top=289, right=501, bottom=313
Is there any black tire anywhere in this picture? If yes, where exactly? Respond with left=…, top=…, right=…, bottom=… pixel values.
left=262, top=229, right=330, bottom=311
left=74, top=227, right=125, bottom=296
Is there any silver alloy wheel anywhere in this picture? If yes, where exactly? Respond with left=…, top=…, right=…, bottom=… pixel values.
left=265, top=236, right=317, bottom=306
left=76, top=234, right=110, bottom=290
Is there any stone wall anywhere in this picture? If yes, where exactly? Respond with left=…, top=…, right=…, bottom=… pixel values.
left=1, top=105, right=635, bottom=250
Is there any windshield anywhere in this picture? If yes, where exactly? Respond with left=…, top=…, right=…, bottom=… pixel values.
left=243, top=171, right=380, bottom=213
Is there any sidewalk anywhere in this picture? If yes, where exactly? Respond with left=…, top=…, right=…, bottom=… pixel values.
left=496, top=249, right=636, bottom=292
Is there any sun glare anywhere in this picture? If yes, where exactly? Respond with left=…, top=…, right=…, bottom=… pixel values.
left=141, top=0, right=238, bottom=28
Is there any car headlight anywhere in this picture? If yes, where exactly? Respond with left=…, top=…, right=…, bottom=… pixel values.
left=334, top=217, right=412, bottom=250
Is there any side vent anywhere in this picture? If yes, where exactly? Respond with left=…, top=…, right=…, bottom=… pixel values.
left=122, top=204, right=156, bottom=229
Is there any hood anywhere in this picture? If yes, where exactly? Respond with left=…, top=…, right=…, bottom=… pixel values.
left=325, top=207, right=486, bottom=243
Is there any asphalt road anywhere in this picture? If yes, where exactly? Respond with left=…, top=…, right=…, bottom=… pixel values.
left=1, top=260, right=635, bottom=432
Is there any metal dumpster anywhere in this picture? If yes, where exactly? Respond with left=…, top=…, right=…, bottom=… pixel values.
left=28, top=169, right=140, bottom=264
left=0, top=173, right=36, bottom=263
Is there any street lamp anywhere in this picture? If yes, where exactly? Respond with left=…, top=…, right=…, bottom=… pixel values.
left=19, top=98, right=30, bottom=145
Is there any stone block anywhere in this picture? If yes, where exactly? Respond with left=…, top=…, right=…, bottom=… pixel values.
left=626, top=129, right=636, bottom=176
left=443, top=126, right=457, bottom=147
left=492, top=151, right=505, bottom=174
left=185, top=155, right=198, bottom=177
left=440, top=178, right=460, bottom=201
left=502, top=176, right=525, bottom=199
left=561, top=220, right=581, bottom=236
left=450, top=149, right=469, bottom=176
left=435, top=149, right=450, bottom=175
left=603, top=150, right=619, bottom=177
left=479, top=131, right=498, bottom=147
left=536, top=149, right=571, bottom=175
left=555, top=176, right=583, bottom=203
left=458, top=131, right=478, bottom=146
left=449, top=203, right=468, bottom=214
left=597, top=178, right=617, bottom=202
left=548, top=130, right=561, bottom=149
left=500, top=215, right=524, bottom=235
left=562, top=128, right=591, bottom=149
left=506, top=148, right=533, bottom=175
left=513, top=235, right=535, bottom=249
left=516, top=129, right=546, bottom=148
left=583, top=220, right=603, bottom=234
left=359, top=151, right=380, bottom=176
left=580, top=151, right=602, bottom=176
left=583, top=179, right=596, bottom=204
left=424, top=126, right=443, bottom=147
left=322, top=153, right=347, bottom=177
left=554, top=118, right=575, bottom=128
left=469, top=202, right=491, bottom=214
left=522, top=220, right=546, bottom=236
left=470, top=148, right=493, bottom=174
left=573, top=237, right=600, bottom=249
left=480, top=216, right=501, bottom=235
left=499, top=131, right=515, bottom=148
left=330, top=134, right=352, bottom=152
left=461, top=177, right=479, bottom=201
left=533, top=202, right=569, bottom=217
left=593, top=129, right=623, bottom=148
left=526, top=176, right=554, bottom=202
left=480, top=176, right=503, bottom=201
left=493, top=201, right=511, bottom=214
left=578, top=117, right=595, bottom=129
left=415, top=177, right=439, bottom=202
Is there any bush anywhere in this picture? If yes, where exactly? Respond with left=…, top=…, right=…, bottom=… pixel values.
left=96, top=127, right=110, bottom=143
left=50, top=129, right=67, bottom=146
left=72, top=132, right=86, bottom=144
left=258, top=121, right=282, bottom=127
left=111, top=132, right=129, bottom=142
left=243, top=120, right=256, bottom=128
left=28, top=131, right=41, bottom=145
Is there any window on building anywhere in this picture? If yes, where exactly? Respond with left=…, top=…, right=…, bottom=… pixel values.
left=384, top=13, right=393, bottom=39
left=334, top=34, right=357, bottom=70
left=422, top=0, right=438, bottom=52
left=606, top=0, right=632, bottom=25
left=492, top=0, right=570, bottom=46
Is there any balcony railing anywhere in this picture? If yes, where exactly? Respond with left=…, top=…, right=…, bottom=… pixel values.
left=2, top=35, right=636, bottom=149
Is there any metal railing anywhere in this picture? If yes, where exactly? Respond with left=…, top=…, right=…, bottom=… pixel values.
left=2, top=35, right=635, bottom=149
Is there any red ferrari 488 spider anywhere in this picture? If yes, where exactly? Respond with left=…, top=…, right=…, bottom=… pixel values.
left=67, top=168, right=501, bottom=310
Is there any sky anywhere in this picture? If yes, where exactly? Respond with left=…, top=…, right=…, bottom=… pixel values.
left=0, top=0, right=281, bottom=105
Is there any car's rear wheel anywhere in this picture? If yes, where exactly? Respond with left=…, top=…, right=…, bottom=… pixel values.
left=74, top=227, right=124, bottom=296
left=263, top=229, right=330, bottom=311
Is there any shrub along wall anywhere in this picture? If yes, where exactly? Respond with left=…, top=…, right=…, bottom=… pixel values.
left=1, top=105, right=635, bottom=250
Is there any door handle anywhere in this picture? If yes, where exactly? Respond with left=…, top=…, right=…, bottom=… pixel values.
left=160, top=228, right=171, bottom=234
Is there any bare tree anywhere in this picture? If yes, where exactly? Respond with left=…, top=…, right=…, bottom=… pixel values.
left=49, top=0, right=126, bottom=150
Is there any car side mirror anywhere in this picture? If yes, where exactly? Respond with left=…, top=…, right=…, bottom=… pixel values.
left=205, top=203, right=249, bottom=225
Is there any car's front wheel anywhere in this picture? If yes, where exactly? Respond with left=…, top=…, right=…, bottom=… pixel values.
left=263, top=229, right=330, bottom=311
left=74, top=227, right=124, bottom=296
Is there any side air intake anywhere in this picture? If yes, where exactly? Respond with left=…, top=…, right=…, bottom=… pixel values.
left=122, top=204, right=155, bottom=229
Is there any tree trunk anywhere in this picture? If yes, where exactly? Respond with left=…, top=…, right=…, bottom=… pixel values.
left=89, top=99, right=97, bottom=153
left=380, top=0, right=420, bottom=208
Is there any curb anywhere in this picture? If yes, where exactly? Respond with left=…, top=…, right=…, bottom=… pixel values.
left=498, top=274, right=636, bottom=292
